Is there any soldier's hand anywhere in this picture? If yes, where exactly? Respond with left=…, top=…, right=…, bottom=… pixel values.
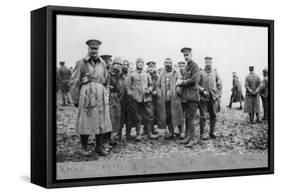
left=176, top=80, right=184, bottom=86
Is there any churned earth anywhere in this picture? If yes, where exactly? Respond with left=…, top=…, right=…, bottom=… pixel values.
left=56, top=102, right=268, bottom=163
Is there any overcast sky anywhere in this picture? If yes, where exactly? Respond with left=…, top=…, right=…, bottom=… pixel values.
left=57, top=15, right=268, bottom=105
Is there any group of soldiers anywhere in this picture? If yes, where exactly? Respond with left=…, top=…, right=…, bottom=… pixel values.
left=57, top=39, right=269, bottom=157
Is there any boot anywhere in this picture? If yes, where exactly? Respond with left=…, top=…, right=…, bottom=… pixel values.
left=249, top=113, right=254, bottom=124
left=125, top=124, right=133, bottom=141
left=135, top=123, right=141, bottom=142
left=80, top=135, right=90, bottom=155
left=178, top=125, right=185, bottom=139
left=147, top=123, right=160, bottom=140
left=152, top=125, right=159, bottom=135
left=228, top=102, right=232, bottom=109
left=256, top=113, right=261, bottom=123
left=95, top=134, right=109, bottom=156
left=199, top=119, right=208, bottom=140
left=239, top=102, right=243, bottom=110
left=165, top=124, right=174, bottom=140
left=103, top=133, right=113, bottom=150
left=180, top=119, right=190, bottom=145
left=184, top=119, right=197, bottom=148
left=209, top=119, right=216, bottom=139
left=142, top=125, right=148, bottom=136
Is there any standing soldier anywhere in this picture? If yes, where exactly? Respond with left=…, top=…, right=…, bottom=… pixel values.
left=244, top=66, right=261, bottom=123
left=70, top=39, right=112, bottom=156
left=228, top=72, right=244, bottom=109
left=255, top=68, right=268, bottom=121
left=157, top=58, right=184, bottom=140
left=145, top=61, right=159, bottom=135
left=126, top=58, right=160, bottom=142
left=198, top=57, right=222, bottom=140
left=100, top=55, right=113, bottom=70
left=119, top=59, right=133, bottom=140
left=176, top=47, right=200, bottom=148
left=57, top=61, right=73, bottom=106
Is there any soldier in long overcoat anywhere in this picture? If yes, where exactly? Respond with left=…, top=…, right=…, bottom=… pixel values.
left=157, top=58, right=184, bottom=140
left=198, top=57, right=222, bottom=140
left=244, top=66, right=261, bottom=123
left=255, top=69, right=268, bottom=121
left=176, top=47, right=200, bottom=148
left=228, top=72, right=244, bottom=109
left=70, top=39, right=112, bottom=156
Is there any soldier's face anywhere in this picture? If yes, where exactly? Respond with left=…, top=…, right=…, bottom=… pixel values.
left=205, top=60, right=212, bottom=67
left=179, top=63, right=186, bottom=71
left=232, top=72, right=237, bottom=78
left=136, top=62, right=144, bottom=69
left=88, top=46, right=99, bottom=58
left=164, top=60, right=173, bottom=68
left=184, top=53, right=192, bottom=62
left=147, top=66, right=155, bottom=73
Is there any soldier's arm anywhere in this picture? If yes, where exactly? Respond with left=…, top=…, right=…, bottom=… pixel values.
left=245, top=77, right=253, bottom=93
left=181, top=64, right=200, bottom=86
left=147, top=74, right=154, bottom=92
left=156, top=72, right=162, bottom=96
left=255, top=79, right=265, bottom=94
left=69, top=61, right=82, bottom=89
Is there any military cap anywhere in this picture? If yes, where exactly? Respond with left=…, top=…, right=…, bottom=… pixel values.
left=100, top=55, right=112, bottom=60
left=136, top=58, right=144, bottom=64
left=146, top=61, right=156, bottom=67
left=204, top=56, right=213, bottom=60
left=85, top=39, right=102, bottom=47
left=112, top=57, right=123, bottom=65
left=180, top=47, right=192, bottom=53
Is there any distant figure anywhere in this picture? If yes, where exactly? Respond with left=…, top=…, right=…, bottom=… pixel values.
left=198, top=57, right=222, bottom=140
left=255, top=68, right=268, bottom=121
left=100, top=55, right=112, bottom=70
left=244, top=66, right=261, bottom=123
left=228, top=72, right=244, bottom=109
left=57, top=61, right=73, bottom=106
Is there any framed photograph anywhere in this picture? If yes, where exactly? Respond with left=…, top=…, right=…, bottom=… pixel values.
left=31, top=5, right=274, bottom=188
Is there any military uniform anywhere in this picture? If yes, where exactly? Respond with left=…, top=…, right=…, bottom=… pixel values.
left=256, top=69, right=268, bottom=121
left=157, top=68, right=184, bottom=139
left=244, top=67, right=261, bottom=123
left=177, top=47, right=200, bottom=147
left=229, top=75, right=244, bottom=109
left=126, top=62, right=158, bottom=141
left=70, top=39, right=111, bottom=156
left=57, top=62, right=73, bottom=105
left=198, top=65, right=222, bottom=140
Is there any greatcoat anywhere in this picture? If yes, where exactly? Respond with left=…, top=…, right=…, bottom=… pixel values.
left=244, top=72, right=261, bottom=113
left=70, top=55, right=112, bottom=135
left=156, top=69, right=184, bottom=129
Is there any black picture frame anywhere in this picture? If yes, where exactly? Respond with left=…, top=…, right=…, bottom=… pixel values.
left=31, top=5, right=274, bottom=188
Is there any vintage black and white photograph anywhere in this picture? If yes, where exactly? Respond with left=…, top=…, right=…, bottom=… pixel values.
left=55, top=14, right=270, bottom=180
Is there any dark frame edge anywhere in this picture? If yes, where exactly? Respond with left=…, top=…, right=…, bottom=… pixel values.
left=31, top=6, right=48, bottom=188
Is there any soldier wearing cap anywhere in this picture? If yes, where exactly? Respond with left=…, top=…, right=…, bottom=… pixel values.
left=228, top=72, right=244, bottom=110
left=126, top=58, right=160, bottom=142
left=69, top=39, right=112, bottom=156
left=198, top=57, right=222, bottom=140
left=255, top=68, right=268, bottom=121
left=244, top=66, right=261, bottom=123
left=57, top=61, right=73, bottom=106
left=144, top=61, right=159, bottom=135
left=100, top=55, right=113, bottom=70
left=176, top=47, right=200, bottom=147
left=156, top=58, right=184, bottom=140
